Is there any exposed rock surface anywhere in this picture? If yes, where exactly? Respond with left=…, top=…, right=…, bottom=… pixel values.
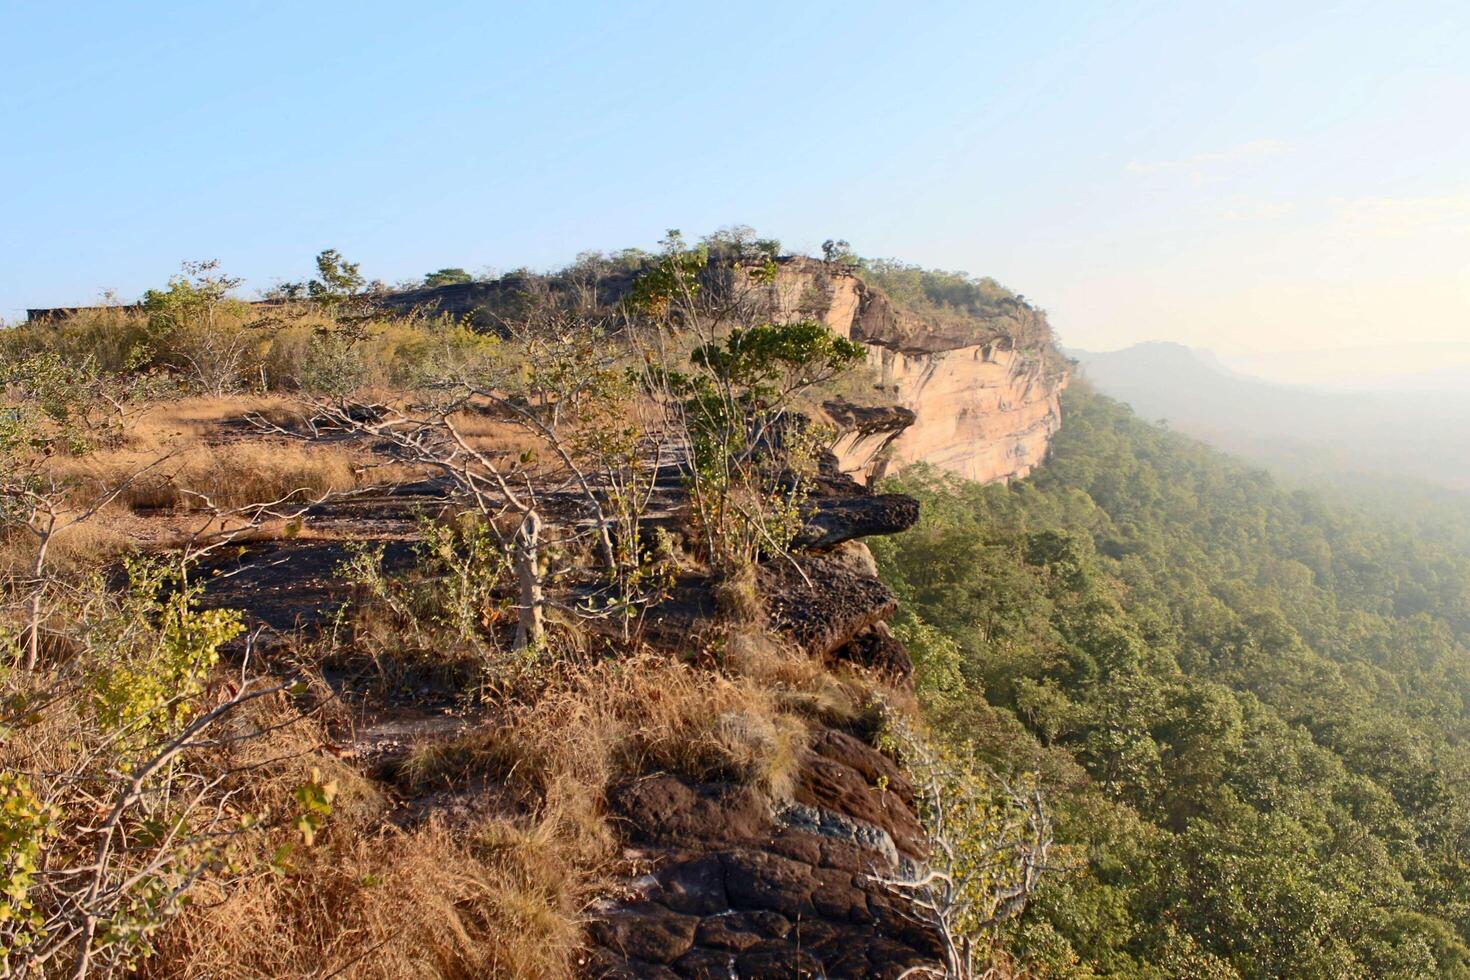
left=29, top=256, right=1067, bottom=485
left=865, top=341, right=1065, bottom=484
left=586, top=434, right=942, bottom=976
left=588, top=729, right=943, bottom=979
left=792, top=493, right=920, bottom=551
left=761, top=258, right=1069, bottom=486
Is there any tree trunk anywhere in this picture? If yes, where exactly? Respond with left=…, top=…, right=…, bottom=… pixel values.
left=25, top=535, right=49, bottom=670
left=514, top=510, right=544, bottom=650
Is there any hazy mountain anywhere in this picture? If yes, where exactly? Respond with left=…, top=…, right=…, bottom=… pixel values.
left=1068, top=341, right=1470, bottom=490
left=1222, top=342, right=1470, bottom=392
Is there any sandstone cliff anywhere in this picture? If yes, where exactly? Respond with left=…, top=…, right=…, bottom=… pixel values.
left=731, top=257, right=1069, bottom=485
left=28, top=255, right=1068, bottom=485
left=342, top=253, right=1068, bottom=487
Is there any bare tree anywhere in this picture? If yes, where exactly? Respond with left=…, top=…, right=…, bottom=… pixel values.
left=868, top=722, right=1057, bottom=980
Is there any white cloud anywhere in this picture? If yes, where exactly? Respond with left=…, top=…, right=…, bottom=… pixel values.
left=1332, top=192, right=1470, bottom=238
left=1125, top=139, right=1286, bottom=183
left=1220, top=200, right=1296, bottom=222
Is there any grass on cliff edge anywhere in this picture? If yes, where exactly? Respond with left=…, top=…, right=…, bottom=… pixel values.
left=146, top=637, right=892, bottom=979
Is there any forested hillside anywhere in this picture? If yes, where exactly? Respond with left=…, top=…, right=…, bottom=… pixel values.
left=1071, top=341, right=1470, bottom=492
left=873, top=385, right=1470, bottom=978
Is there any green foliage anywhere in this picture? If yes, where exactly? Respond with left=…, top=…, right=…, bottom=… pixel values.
left=820, top=238, right=857, bottom=266
left=1, top=350, right=160, bottom=456
left=85, top=559, right=243, bottom=747
left=701, top=225, right=781, bottom=265
left=422, top=267, right=473, bottom=287
left=141, top=260, right=256, bottom=394
left=297, top=322, right=371, bottom=398
left=1, top=300, right=154, bottom=376
left=0, top=558, right=284, bottom=974
left=878, top=716, right=1056, bottom=974
left=336, top=517, right=517, bottom=663
left=628, top=231, right=868, bottom=592
left=891, top=612, right=968, bottom=708
left=416, top=516, right=513, bottom=642
left=292, top=768, right=338, bottom=846
left=0, top=775, right=58, bottom=957
left=679, top=322, right=858, bottom=575
left=628, top=229, right=708, bottom=316
left=874, top=386, right=1470, bottom=978
left=142, top=260, right=246, bottom=333
left=689, top=321, right=866, bottom=409
left=859, top=258, right=1020, bottom=316
left=306, top=248, right=366, bottom=307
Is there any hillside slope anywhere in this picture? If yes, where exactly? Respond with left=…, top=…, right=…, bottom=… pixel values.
left=1071, top=341, right=1470, bottom=490
left=874, top=385, right=1470, bottom=977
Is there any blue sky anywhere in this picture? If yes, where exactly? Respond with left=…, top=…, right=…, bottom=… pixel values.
left=4, top=0, right=1469, bottom=364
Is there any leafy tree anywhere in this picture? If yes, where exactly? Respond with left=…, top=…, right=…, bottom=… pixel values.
left=423, top=267, right=473, bottom=287
left=142, top=260, right=255, bottom=395
left=306, top=248, right=365, bottom=306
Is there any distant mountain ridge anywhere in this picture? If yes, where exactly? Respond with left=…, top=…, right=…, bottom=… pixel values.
left=1068, top=341, right=1470, bottom=490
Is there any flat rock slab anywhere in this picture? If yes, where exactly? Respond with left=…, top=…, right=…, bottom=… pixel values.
left=762, top=554, right=898, bottom=658
left=792, top=493, right=920, bottom=551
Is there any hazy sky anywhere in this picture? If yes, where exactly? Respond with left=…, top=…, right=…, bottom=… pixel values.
left=5, top=0, right=1468, bottom=368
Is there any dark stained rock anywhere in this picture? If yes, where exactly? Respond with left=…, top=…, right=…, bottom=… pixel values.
left=791, top=493, right=919, bottom=551
left=693, top=910, right=790, bottom=951
left=829, top=621, right=914, bottom=681
left=588, top=716, right=945, bottom=977
left=721, top=849, right=819, bottom=919
left=655, top=856, right=729, bottom=916
left=811, top=729, right=916, bottom=804
left=583, top=950, right=683, bottom=980
left=822, top=400, right=917, bottom=441
left=800, top=731, right=926, bottom=861
left=692, top=915, right=764, bottom=952
left=735, top=941, right=826, bottom=978
left=762, top=554, right=898, bottom=658
left=587, top=905, right=699, bottom=965
left=612, top=775, right=770, bottom=847
left=585, top=439, right=943, bottom=979
left=672, top=946, right=738, bottom=978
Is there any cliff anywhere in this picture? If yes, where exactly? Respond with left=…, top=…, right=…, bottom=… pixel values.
left=14, top=248, right=1064, bottom=978
left=26, top=257, right=1068, bottom=486
left=726, top=257, right=1069, bottom=485
left=196, top=430, right=946, bottom=978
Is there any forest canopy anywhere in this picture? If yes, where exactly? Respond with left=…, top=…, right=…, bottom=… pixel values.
left=874, top=385, right=1470, bottom=978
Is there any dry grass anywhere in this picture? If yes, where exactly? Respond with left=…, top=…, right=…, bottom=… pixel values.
left=127, top=394, right=309, bottom=446
left=48, top=437, right=359, bottom=513
left=720, top=626, right=890, bottom=730
left=400, top=655, right=809, bottom=805
left=0, top=517, right=133, bottom=578
left=146, top=653, right=817, bottom=979
left=154, top=813, right=591, bottom=980
left=139, top=672, right=592, bottom=980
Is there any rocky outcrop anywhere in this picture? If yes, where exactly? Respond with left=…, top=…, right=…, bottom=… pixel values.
left=822, top=400, right=917, bottom=485
left=586, top=452, right=938, bottom=977
left=28, top=254, right=1066, bottom=486
left=862, top=341, right=1065, bottom=484
left=332, top=255, right=1068, bottom=487
left=587, top=727, right=943, bottom=979
left=736, top=257, right=1069, bottom=485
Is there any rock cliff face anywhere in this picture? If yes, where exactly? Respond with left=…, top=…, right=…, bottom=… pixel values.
left=736, top=258, right=1069, bottom=485
left=366, top=255, right=1070, bottom=487
left=585, top=455, right=943, bottom=979
left=24, top=255, right=1067, bottom=486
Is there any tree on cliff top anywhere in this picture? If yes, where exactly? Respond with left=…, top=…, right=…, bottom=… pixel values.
left=423, top=267, right=473, bottom=287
